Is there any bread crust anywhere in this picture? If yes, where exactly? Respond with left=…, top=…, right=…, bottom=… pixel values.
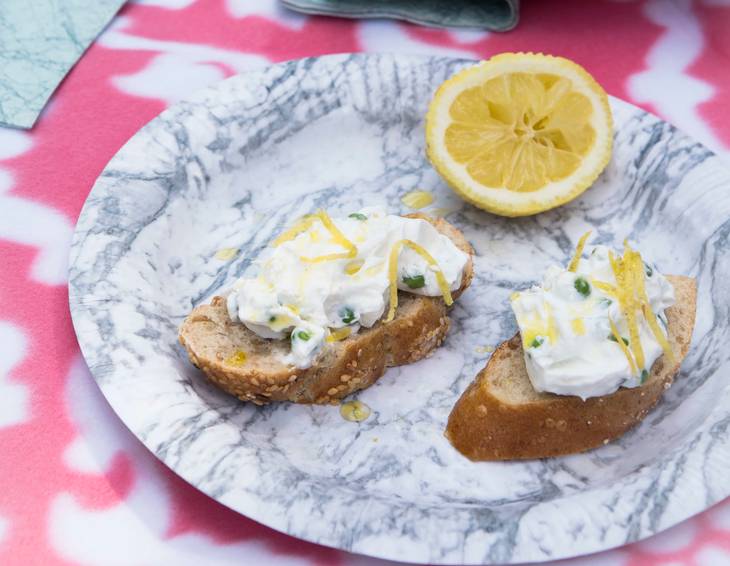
left=445, top=275, right=697, bottom=460
left=179, top=215, right=473, bottom=405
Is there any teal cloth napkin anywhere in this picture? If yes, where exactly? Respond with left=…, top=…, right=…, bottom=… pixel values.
left=0, top=0, right=126, bottom=129
left=281, top=0, right=519, bottom=30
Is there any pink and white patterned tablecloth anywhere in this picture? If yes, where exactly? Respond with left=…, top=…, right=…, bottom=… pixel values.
left=1, top=1, right=729, bottom=564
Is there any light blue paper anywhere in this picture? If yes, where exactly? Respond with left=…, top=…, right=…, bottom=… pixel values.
left=0, top=0, right=126, bottom=129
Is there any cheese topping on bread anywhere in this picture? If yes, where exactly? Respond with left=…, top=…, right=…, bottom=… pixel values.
left=510, top=241, right=675, bottom=399
left=227, top=208, right=469, bottom=368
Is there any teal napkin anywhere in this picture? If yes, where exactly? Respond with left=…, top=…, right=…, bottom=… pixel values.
left=0, top=0, right=126, bottom=129
left=281, top=0, right=519, bottom=30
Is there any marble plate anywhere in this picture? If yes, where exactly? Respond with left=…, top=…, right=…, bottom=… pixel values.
left=69, top=54, right=730, bottom=564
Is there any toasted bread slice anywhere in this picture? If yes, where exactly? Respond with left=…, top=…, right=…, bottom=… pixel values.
left=179, top=215, right=473, bottom=405
left=446, top=275, right=696, bottom=461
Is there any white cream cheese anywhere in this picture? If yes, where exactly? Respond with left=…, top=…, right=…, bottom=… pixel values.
left=510, top=244, right=675, bottom=400
left=227, top=208, right=469, bottom=368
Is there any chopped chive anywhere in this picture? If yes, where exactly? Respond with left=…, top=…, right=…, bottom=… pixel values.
left=293, top=330, right=311, bottom=341
left=340, top=306, right=356, bottom=324
left=403, top=274, right=426, bottom=289
left=640, top=369, right=649, bottom=383
left=644, top=262, right=653, bottom=277
left=530, top=337, right=544, bottom=348
left=348, top=213, right=367, bottom=221
left=574, top=276, right=591, bottom=297
left=269, top=315, right=277, bottom=323
left=599, top=297, right=612, bottom=307
left=608, top=334, right=629, bottom=346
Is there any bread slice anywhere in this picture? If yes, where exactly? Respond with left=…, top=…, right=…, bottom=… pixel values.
left=445, top=275, right=696, bottom=461
left=179, top=214, right=473, bottom=405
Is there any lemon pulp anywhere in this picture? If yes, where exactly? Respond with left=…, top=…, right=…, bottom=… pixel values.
left=446, top=72, right=596, bottom=192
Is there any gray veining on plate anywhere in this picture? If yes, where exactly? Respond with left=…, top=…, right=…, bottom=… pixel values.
left=68, top=54, right=730, bottom=564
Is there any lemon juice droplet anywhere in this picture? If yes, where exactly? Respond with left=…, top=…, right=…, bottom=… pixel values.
left=475, top=345, right=495, bottom=354
left=340, top=400, right=371, bottom=422
left=224, top=351, right=247, bottom=366
left=401, top=190, right=434, bottom=210
left=430, top=207, right=455, bottom=217
left=215, top=247, right=239, bottom=261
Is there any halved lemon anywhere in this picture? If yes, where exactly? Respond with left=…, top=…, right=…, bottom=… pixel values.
left=426, top=53, right=613, bottom=217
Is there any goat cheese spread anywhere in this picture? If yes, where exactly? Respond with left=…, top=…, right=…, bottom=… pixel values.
left=510, top=242, right=675, bottom=400
left=227, top=208, right=469, bottom=368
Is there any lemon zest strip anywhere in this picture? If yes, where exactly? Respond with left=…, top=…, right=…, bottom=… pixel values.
left=301, top=210, right=358, bottom=263
left=568, top=230, right=592, bottom=272
left=624, top=243, right=675, bottom=364
left=626, top=247, right=650, bottom=372
left=608, top=316, right=637, bottom=375
left=385, top=239, right=454, bottom=322
left=609, top=248, right=645, bottom=372
left=273, top=215, right=317, bottom=246
left=626, top=275, right=645, bottom=371
left=608, top=249, right=621, bottom=278
left=272, top=210, right=358, bottom=263
left=386, top=241, right=404, bottom=322
left=404, top=240, right=454, bottom=306
left=591, top=279, right=617, bottom=296
left=642, top=304, right=674, bottom=364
